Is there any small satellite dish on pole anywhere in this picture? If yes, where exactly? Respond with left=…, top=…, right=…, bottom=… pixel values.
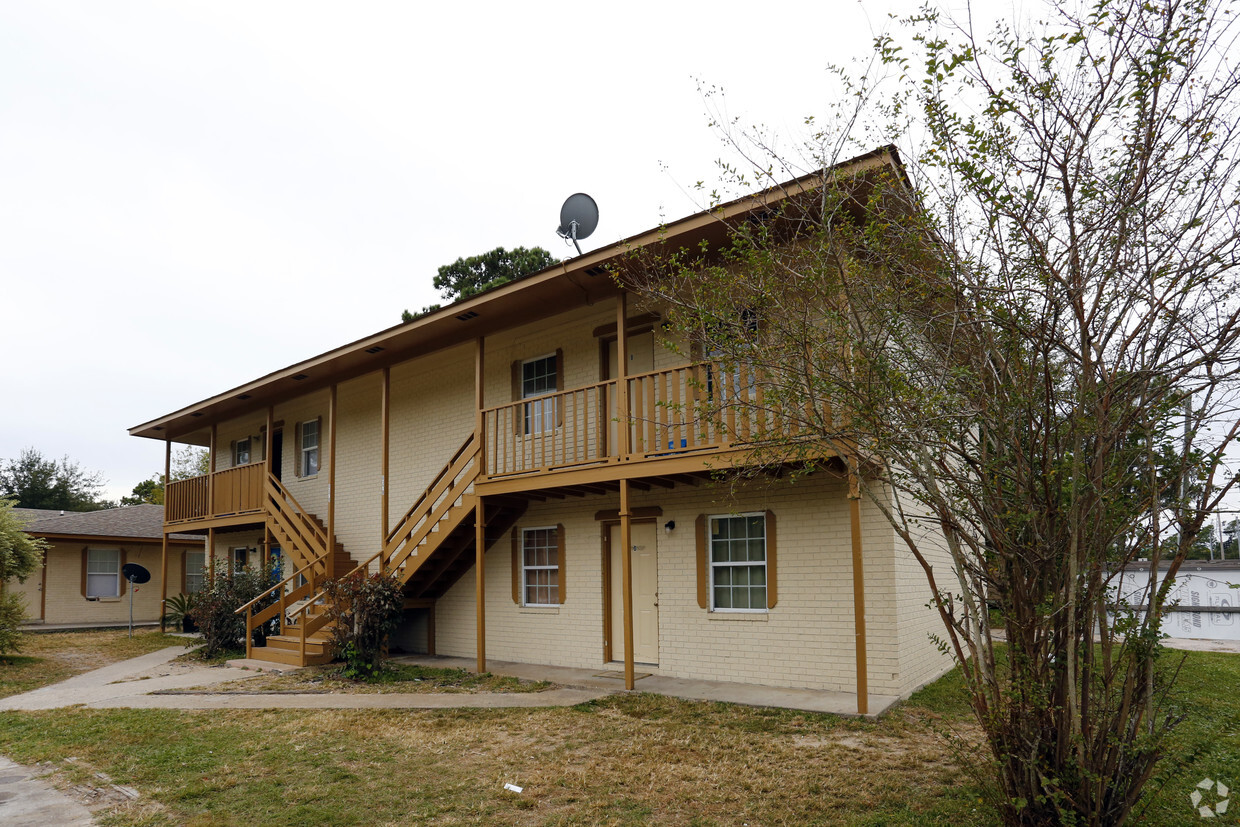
left=556, top=193, right=599, bottom=256
left=122, top=563, right=151, bottom=639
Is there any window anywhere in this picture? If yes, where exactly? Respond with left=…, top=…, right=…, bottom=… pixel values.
left=299, top=419, right=319, bottom=476
left=521, top=526, right=560, bottom=606
left=233, top=547, right=248, bottom=573
left=86, top=548, right=121, bottom=598
left=184, top=550, right=206, bottom=594
left=709, top=513, right=767, bottom=611
left=233, top=438, right=251, bottom=466
left=522, top=355, right=557, bottom=433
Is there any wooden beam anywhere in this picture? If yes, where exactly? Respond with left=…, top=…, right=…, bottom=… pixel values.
left=160, top=439, right=171, bottom=633
left=594, top=506, right=663, bottom=522
left=208, top=423, right=217, bottom=515
left=620, top=479, right=635, bottom=690
left=381, top=366, right=390, bottom=559
left=207, top=527, right=216, bottom=580
left=616, top=294, right=630, bottom=457
left=475, top=497, right=486, bottom=673
left=327, top=383, right=337, bottom=579
left=849, top=467, right=869, bottom=716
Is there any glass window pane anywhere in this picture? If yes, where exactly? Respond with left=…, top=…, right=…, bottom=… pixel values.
left=712, top=518, right=730, bottom=540
left=733, top=586, right=750, bottom=609
left=748, top=538, right=766, bottom=562
left=751, top=586, right=767, bottom=607
left=751, top=566, right=766, bottom=586
left=714, top=567, right=731, bottom=586
left=714, top=587, right=732, bottom=609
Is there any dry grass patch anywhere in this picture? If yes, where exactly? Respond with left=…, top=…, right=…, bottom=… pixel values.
left=0, top=629, right=187, bottom=698
left=188, top=662, right=553, bottom=695
left=0, top=695, right=993, bottom=826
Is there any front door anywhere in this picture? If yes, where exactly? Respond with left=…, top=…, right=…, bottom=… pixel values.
left=609, top=521, right=659, bottom=664
left=270, top=430, right=283, bottom=481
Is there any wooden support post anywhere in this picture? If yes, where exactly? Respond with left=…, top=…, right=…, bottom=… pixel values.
left=380, top=366, right=390, bottom=567
left=848, top=466, right=869, bottom=716
left=207, top=527, right=216, bottom=580
left=616, top=294, right=630, bottom=458
left=620, top=479, right=635, bottom=690
left=327, top=384, right=337, bottom=579
left=475, top=497, right=486, bottom=673
left=208, top=424, right=217, bottom=517
left=160, top=439, right=171, bottom=633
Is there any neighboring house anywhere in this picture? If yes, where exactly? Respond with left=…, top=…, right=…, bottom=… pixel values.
left=8, top=505, right=204, bottom=628
left=128, top=147, right=955, bottom=714
left=1111, top=559, right=1240, bottom=642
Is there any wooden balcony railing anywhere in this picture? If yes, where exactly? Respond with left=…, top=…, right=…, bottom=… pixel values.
left=165, top=463, right=265, bottom=523
left=483, top=362, right=788, bottom=478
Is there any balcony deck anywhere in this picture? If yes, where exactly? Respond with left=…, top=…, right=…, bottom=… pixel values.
left=164, top=363, right=813, bottom=526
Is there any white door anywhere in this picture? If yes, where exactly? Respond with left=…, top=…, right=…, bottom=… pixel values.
left=610, top=522, right=659, bottom=664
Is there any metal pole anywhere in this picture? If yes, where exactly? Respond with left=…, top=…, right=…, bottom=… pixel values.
left=128, top=576, right=135, bottom=638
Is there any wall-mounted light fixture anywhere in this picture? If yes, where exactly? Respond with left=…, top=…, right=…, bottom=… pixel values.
left=664, top=520, right=676, bottom=534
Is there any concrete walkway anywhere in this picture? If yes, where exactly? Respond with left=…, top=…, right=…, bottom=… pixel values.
left=391, top=654, right=897, bottom=717
left=0, top=756, right=95, bottom=827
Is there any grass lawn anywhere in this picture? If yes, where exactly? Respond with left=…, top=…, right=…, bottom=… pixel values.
left=1, top=631, right=1236, bottom=825
left=0, top=629, right=187, bottom=699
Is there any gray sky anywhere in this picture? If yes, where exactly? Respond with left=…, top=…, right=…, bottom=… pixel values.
left=1, top=0, right=1007, bottom=502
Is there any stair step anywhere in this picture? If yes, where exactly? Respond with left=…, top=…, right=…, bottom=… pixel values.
left=266, top=634, right=333, bottom=653
left=248, top=646, right=334, bottom=667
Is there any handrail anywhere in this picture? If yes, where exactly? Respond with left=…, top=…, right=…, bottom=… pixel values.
left=266, top=474, right=328, bottom=546
left=386, top=432, right=476, bottom=545
left=273, top=432, right=483, bottom=663
left=383, top=439, right=479, bottom=559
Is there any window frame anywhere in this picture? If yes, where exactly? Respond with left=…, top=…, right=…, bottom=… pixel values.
left=233, top=437, right=251, bottom=466
left=520, top=354, right=559, bottom=435
left=233, top=546, right=249, bottom=573
left=520, top=525, right=560, bottom=607
left=184, top=549, right=206, bottom=594
left=707, top=512, right=768, bottom=613
left=85, top=547, right=122, bottom=599
left=299, top=419, right=320, bottom=477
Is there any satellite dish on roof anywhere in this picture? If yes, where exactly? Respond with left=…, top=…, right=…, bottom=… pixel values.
left=556, top=193, right=599, bottom=256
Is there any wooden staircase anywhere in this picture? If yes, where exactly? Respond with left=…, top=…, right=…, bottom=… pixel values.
left=237, top=433, right=526, bottom=667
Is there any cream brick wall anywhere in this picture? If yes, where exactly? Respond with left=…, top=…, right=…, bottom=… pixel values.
left=12, top=540, right=201, bottom=625
left=435, top=472, right=936, bottom=696
left=184, top=294, right=953, bottom=697
left=892, top=491, right=959, bottom=695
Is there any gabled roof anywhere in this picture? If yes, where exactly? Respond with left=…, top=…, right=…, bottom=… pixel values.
left=129, top=146, right=904, bottom=444
left=13, top=504, right=198, bottom=542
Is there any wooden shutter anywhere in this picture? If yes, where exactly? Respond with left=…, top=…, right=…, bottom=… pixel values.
left=315, top=415, right=323, bottom=476
left=511, top=527, right=521, bottom=604
left=695, top=514, right=708, bottom=609
left=80, top=547, right=87, bottom=597
left=511, top=360, right=523, bottom=435
left=294, top=421, right=302, bottom=476
left=555, top=348, right=565, bottom=426
left=557, top=523, right=566, bottom=604
left=765, top=510, right=777, bottom=609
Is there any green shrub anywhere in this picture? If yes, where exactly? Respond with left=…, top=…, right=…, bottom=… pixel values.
left=188, top=563, right=277, bottom=658
left=322, top=571, right=403, bottom=680
left=0, top=591, right=28, bottom=658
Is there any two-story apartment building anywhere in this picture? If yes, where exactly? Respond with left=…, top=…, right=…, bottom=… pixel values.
left=129, top=147, right=954, bottom=715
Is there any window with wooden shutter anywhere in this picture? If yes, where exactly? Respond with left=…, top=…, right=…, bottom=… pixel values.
left=696, top=511, right=776, bottom=611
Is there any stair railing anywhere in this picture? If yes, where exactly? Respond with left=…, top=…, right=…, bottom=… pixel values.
left=278, top=433, right=483, bottom=661
left=263, top=473, right=330, bottom=574
left=234, top=544, right=333, bottom=659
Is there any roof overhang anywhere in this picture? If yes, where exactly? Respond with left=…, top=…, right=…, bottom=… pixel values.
left=130, top=146, right=903, bottom=443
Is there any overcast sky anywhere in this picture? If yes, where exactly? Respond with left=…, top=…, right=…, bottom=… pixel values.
left=2, top=0, right=1019, bottom=502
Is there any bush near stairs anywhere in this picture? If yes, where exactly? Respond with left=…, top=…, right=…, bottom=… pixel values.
left=190, top=563, right=279, bottom=657
left=322, top=571, right=403, bottom=679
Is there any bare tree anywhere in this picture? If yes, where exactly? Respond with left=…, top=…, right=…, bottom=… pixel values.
left=624, top=0, right=1240, bottom=823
